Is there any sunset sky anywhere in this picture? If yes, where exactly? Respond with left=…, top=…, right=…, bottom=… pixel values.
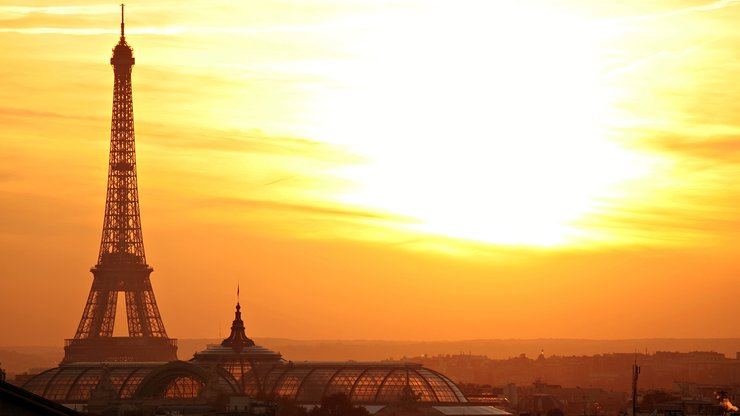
left=2, top=0, right=740, bottom=347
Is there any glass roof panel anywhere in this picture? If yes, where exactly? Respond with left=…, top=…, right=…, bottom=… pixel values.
left=296, top=368, right=338, bottom=402
left=350, top=369, right=388, bottom=403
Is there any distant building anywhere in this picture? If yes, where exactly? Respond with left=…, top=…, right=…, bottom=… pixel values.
left=655, top=399, right=725, bottom=416
left=517, top=393, right=563, bottom=416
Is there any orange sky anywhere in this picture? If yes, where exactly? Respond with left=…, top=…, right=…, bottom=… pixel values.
left=2, top=0, right=740, bottom=346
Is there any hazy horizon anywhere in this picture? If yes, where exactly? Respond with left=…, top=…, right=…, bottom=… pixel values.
left=5, top=337, right=740, bottom=360
left=6, top=336, right=740, bottom=347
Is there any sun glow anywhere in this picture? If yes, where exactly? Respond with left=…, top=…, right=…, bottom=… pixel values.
left=290, top=2, right=653, bottom=247
left=5, top=0, right=740, bottom=344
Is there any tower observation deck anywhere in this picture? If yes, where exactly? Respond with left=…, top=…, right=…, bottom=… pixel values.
left=63, top=5, right=177, bottom=363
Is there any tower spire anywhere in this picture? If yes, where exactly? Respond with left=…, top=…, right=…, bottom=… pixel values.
left=222, top=301, right=255, bottom=353
left=120, top=4, right=125, bottom=40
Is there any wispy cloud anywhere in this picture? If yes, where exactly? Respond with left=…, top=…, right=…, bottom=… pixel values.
left=630, top=0, right=740, bottom=21
left=585, top=190, right=740, bottom=246
left=141, top=123, right=361, bottom=164
left=211, top=197, right=413, bottom=223
left=0, top=5, right=112, bottom=20
left=603, top=41, right=716, bottom=80
left=0, top=106, right=102, bottom=121
left=0, top=24, right=342, bottom=36
left=638, top=132, right=740, bottom=166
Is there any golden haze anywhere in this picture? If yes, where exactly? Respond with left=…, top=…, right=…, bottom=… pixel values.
left=1, top=0, right=740, bottom=345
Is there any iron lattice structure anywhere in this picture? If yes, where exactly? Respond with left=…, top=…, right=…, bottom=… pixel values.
left=63, top=6, right=176, bottom=363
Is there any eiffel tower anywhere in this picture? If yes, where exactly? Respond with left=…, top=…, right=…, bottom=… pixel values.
left=63, top=5, right=177, bottom=363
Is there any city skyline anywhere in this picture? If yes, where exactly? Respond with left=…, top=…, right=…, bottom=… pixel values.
left=2, top=0, right=740, bottom=345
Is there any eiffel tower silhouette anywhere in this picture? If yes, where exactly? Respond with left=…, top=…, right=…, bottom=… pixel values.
left=63, top=5, right=177, bottom=363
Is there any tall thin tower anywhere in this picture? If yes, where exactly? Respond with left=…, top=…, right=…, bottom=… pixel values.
left=63, top=5, right=177, bottom=363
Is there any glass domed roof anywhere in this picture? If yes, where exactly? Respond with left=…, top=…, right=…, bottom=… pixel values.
left=23, top=302, right=468, bottom=406
left=250, top=362, right=467, bottom=404
left=23, top=364, right=159, bottom=403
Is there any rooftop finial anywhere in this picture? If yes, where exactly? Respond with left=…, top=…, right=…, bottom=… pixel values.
left=237, top=283, right=240, bottom=304
left=120, top=4, right=125, bottom=39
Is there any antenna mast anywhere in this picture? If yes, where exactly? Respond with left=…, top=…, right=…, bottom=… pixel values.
left=632, top=358, right=641, bottom=416
left=120, top=4, right=125, bottom=39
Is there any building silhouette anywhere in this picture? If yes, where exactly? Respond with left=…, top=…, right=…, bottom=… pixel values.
left=0, top=377, right=83, bottom=416
left=62, top=4, right=177, bottom=364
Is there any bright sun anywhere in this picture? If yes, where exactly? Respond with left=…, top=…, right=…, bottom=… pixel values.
left=289, top=2, right=653, bottom=247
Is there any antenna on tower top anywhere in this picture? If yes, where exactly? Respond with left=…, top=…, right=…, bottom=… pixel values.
left=120, top=4, right=125, bottom=39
